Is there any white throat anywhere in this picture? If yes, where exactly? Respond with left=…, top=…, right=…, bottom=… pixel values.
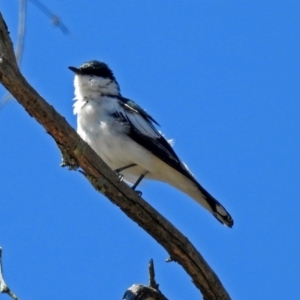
left=73, top=74, right=120, bottom=114
left=74, top=74, right=120, bottom=99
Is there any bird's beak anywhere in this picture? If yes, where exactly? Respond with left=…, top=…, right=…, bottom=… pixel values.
left=68, top=66, right=81, bottom=74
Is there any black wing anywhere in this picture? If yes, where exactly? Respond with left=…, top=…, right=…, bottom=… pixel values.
left=113, top=96, right=198, bottom=184
left=113, top=96, right=234, bottom=227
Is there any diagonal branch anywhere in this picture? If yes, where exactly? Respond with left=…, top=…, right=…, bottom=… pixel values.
left=0, top=12, right=231, bottom=300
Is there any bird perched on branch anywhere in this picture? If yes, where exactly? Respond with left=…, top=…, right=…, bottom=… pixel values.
left=69, top=60, right=233, bottom=227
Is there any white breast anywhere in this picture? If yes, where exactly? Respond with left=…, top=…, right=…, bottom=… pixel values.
left=75, top=96, right=152, bottom=183
left=72, top=73, right=163, bottom=184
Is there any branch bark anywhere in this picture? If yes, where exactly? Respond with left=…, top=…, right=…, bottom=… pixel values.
left=0, top=12, right=231, bottom=300
left=123, top=284, right=164, bottom=300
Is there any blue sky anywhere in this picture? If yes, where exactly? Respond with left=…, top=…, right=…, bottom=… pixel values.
left=1, top=1, right=300, bottom=299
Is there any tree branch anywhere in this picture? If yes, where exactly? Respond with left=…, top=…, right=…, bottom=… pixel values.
left=29, top=0, right=70, bottom=35
left=0, top=12, right=231, bottom=300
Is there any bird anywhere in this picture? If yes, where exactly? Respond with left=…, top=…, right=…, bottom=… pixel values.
left=69, top=60, right=234, bottom=227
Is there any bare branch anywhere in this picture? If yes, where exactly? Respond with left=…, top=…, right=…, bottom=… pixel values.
left=0, top=13, right=231, bottom=300
left=148, top=260, right=168, bottom=300
left=148, top=259, right=158, bottom=290
left=0, top=248, right=19, bottom=300
left=0, top=0, right=70, bottom=110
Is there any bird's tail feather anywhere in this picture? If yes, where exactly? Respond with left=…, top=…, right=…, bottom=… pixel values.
left=166, top=170, right=234, bottom=227
left=146, top=161, right=234, bottom=227
left=187, top=183, right=234, bottom=227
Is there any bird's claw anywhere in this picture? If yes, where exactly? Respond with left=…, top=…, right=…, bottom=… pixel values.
left=117, top=173, right=124, bottom=182
left=60, top=156, right=79, bottom=170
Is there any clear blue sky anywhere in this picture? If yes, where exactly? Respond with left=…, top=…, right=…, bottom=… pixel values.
left=1, top=1, right=300, bottom=299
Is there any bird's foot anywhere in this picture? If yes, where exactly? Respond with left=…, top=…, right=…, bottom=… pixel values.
left=117, top=173, right=124, bottom=182
left=114, top=163, right=137, bottom=173
left=114, top=164, right=137, bottom=182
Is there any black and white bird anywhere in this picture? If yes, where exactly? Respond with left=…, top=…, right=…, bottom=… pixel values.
left=69, top=60, right=233, bottom=227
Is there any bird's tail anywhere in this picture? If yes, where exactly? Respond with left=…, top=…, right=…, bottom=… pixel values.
left=186, top=183, right=234, bottom=227
left=146, top=160, right=234, bottom=227
left=165, top=170, right=234, bottom=227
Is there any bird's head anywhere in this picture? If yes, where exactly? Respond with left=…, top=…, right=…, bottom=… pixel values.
left=69, top=60, right=120, bottom=97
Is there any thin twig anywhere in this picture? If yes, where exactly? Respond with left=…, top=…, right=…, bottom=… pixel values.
left=15, top=0, right=27, bottom=64
left=0, top=0, right=70, bottom=110
left=29, top=0, right=70, bottom=35
left=0, top=248, right=19, bottom=300
left=123, top=260, right=168, bottom=300
left=148, top=260, right=168, bottom=300
left=0, top=0, right=26, bottom=109
left=148, top=259, right=158, bottom=290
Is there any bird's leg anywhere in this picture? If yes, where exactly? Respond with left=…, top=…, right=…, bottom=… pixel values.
left=132, top=171, right=148, bottom=196
left=115, top=163, right=137, bottom=173
left=114, top=163, right=137, bottom=182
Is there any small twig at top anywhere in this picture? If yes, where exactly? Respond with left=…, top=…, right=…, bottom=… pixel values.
left=148, top=259, right=159, bottom=290
left=0, top=0, right=27, bottom=109
left=0, top=0, right=71, bottom=109
left=29, top=0, right=70, bottom=35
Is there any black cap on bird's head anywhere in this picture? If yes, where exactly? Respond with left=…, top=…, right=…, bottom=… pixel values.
left=68, top=60, right=115, bottom=81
